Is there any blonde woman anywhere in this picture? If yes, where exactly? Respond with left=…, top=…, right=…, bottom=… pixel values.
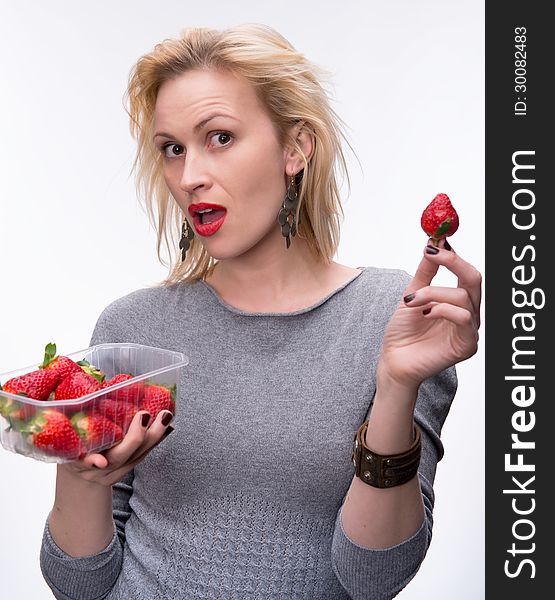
left=40, top=23, right=481, bottom=600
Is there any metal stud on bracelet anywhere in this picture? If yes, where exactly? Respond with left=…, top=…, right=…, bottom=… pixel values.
left=351, top=422, right=422, bottom=488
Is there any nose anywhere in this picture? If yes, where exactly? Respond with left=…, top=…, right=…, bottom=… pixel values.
left=177, top=152, right=211, bottom=194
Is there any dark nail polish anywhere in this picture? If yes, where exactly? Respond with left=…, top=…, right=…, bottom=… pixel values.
left=425, top=246, right=440, bottom=255
left=162, top=424, right=175, bottom=438
left=403, top=293, right=416, bottom=303
left=444, top=239, right=452, bottom=251
left=161, top=412, right=174, bottom=427
left=422, top=307, right=432, bottom=315
left=142, top=413, right=151, bottom=427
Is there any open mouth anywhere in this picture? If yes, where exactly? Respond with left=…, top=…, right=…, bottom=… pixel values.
left=189, top=206, right=228, bottom=236
left=194, top=208, right=227, bottom=225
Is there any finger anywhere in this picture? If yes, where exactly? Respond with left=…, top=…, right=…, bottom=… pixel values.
left=422, top=302, right=478, bottom=335
left=99, top=410, right=153, bottom=466
left=404, top=285, right=474, bottom=314
left=80, top=452, right=109, bottom=470
left=405, top=250, right=441, bottom=294
left=418, top=240, right=482, bottom=321
left=125, top=410, right=174, bottom=464
left=70, top=411, right=152, bottom=472
left=85, top=411, right=175, bottom=485
left=404, top=237, right=456, bottom=293
left=123, top=425, right=174, bottom=468
left=100, top=424, right=175, bottom=486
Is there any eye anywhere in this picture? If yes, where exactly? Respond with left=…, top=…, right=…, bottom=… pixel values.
left=161, top=143, right=184, bottom=158
left=209, top=131, right=233, bottom=147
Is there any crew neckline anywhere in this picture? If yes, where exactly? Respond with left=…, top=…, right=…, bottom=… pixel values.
left=199, top=266, right=367, bottom=317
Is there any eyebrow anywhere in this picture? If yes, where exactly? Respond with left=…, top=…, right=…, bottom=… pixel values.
left=153, top=113, right=239, bottom=140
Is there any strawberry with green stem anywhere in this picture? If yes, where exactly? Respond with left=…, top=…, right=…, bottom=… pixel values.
left=0, top=368, right=60, bottom=423
left=20, top=408, right=86, bottom=459
left=1, top=369, right=59, bottom=401
left=40, top=342, right=105, bottom=388
left=71, top=412, right=123, bottom=451
left=39, top=342, right=82, bottom=382
left=141, top=383, right=176, bottom=420
left=54, top=370, right=102, bottom=400
left=421, top=193, right=459, bottom=247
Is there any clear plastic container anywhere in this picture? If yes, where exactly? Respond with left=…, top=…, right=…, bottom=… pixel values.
left=0, top=343, right=189, bottom=463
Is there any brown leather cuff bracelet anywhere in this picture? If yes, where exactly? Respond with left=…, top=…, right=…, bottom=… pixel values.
left=351, top=421, right=422, bottom=488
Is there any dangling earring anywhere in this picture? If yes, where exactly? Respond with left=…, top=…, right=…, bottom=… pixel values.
left=179, top=218, right=195, bottom=261
left=278, top=175, right=300, bottom=249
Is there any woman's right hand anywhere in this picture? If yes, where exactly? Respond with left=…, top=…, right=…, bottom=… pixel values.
left=57, top=409, right=174, bottom=487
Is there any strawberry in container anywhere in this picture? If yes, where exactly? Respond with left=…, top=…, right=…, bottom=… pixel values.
left=0, top=341, right=188, bottom=463
left=0, top=343, right=105, bottom=425
left=102, top=373, right=145, bottom=403
left=70, top=412, right=123, bottom=453
left=18, top=409, right=87, bottom=461
left=89, top=373, right=144, bottom=429
left=0, top=368, right=60, bottom=422
left=39, top=342, right=87, bottom=382
left=141, top=383, right=176, bottom=419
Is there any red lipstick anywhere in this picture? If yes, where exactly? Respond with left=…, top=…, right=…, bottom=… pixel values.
left=188, top=203, right=227, bottom=237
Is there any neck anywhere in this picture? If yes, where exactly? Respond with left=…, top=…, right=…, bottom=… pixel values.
left=206, top=232, right=331, bottom=301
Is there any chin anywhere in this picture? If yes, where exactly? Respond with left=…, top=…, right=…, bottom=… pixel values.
left=197, top=239, right=245, bottom=261
left=198, top=227, right=277, bottom=260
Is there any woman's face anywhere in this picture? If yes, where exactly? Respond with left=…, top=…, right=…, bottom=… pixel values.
left=153, top=68, right=291, bottom=260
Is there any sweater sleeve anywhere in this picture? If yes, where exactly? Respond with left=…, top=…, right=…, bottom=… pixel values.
left=331, top=364, right=458, bottom=600
left=39, top=302, right=136, bottom=599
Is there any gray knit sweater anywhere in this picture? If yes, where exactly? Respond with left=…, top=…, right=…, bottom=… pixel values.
left=40, top=266, right=457, bottom=600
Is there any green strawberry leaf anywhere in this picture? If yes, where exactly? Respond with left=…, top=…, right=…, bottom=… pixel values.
left=434, top=218, right=452, bottom=239
left=70, top=412, right=89, bottom=437
left=79, top=362, right=106, bottom=384
left=9, top=417, right=31, bottom=433
left=18, top=413, right=47, bottom=435
left=90, top=372, right=105, bottom=384
left=39, top=342, right=57, bottom=368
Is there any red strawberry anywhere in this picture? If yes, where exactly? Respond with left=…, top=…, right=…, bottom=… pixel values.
left=21, top=409, right=86, bottom=459
left=54, top=370, right=102, bottom=400
left=141, top=384, right=176, bottom=419
left=1, top=369, right=59, bottom=401
left=39, top=342, right=82, bottom=382
left=101, top=373, right=144, bottom=404
left=421, top=193, right=459, bottom=246
left=0, top=392, right=36, bottom=423
left=71, top=411, right=123, bottom=451
left=39, top=342, right=105, bottom=387
left=95, top=398, right=138, bottom=431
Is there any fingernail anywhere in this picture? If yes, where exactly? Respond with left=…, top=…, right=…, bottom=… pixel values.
left=425, top=246, right=440, bottom=255
left=162, top=424, right=175, bottom=438
left=142, top=413, right=151, bottom=427
left=403, top=293, right=416, bottom=303
left=422, top=307, right=432, bottom=315
left=161, top=412, right=174, bottom=427
left=444, top=240, right=452, bottom=251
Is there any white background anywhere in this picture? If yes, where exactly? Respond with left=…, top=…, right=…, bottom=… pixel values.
left=0, top=1, right=484, bottom=598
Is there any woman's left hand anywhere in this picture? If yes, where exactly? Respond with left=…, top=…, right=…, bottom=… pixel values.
left=377, top=238, right=482, bottom=391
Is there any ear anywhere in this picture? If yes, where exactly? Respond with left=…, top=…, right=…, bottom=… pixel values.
left=283, top=121, right=314, bottom=176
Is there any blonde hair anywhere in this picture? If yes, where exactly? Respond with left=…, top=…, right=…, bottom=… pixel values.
left=125, top=23, right=355, bottom=285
